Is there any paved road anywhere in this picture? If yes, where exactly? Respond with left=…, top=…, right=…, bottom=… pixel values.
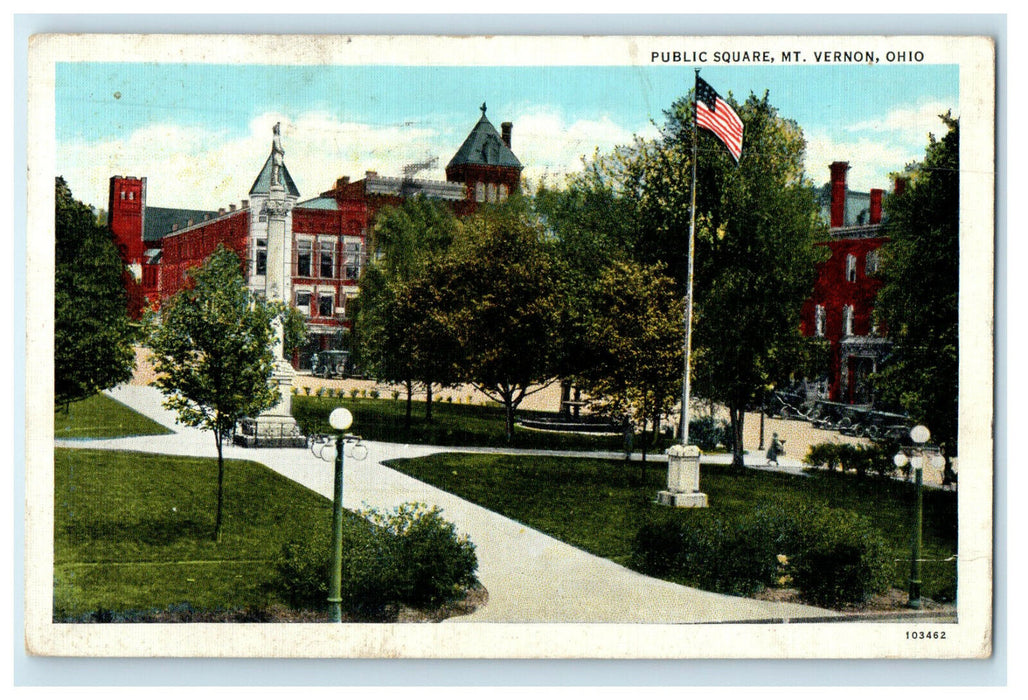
left=54, top=384, right=838, bottom=623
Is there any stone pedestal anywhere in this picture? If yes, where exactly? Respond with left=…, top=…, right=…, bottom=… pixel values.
left=657, top=443, right=708, bottom=508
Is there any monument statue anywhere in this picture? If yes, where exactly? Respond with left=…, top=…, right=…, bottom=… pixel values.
left=271, top=122, right=285, bottom=187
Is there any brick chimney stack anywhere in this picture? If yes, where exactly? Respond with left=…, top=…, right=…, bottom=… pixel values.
left=501, top=122, right=512, bottom=149
left=829, top=161, right=850, bottom=228
left=869, top=188, right=883, bottom=225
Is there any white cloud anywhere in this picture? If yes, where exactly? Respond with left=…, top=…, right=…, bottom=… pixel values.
left=57, top=107, right=659, bottom=210
left=805, top=102, right=955, bottom=192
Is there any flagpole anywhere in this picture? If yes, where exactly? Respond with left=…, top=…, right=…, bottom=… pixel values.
left=679, top=68, right=700, bottom=447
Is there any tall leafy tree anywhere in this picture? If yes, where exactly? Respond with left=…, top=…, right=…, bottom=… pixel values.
left=54, top=177, right=136, bottom=409
left=442, top=196, right=564, bottom=443
left=571, top=91, right=826, bottom=465
left=146, top=246, right=280, bottom=542
left=358, top=196, right=459, bottom=420
left=874, top=114, right=959, bottom=461
left=577, top=260, right=684, bottom=464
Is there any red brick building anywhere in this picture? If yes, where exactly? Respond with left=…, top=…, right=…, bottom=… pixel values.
left=800, top=161, right=894, bottom=404
left=107, top=105, right=522, bottom=368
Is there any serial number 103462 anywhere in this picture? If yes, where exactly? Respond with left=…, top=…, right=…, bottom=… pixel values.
left=906, top=631, right=947, bottom=640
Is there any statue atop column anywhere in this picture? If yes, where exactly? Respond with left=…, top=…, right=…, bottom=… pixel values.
left=271, top=122, right=285, bottom=188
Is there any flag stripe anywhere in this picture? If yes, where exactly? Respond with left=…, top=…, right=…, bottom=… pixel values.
left=695, top=78, right=744, bottom=162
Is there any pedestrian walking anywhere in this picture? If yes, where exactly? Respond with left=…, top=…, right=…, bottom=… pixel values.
left=766, top=433, right=785, bottom=467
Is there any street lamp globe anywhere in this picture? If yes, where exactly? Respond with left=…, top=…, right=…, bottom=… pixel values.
left=910, top=424, right=931, bottom=444
left=893, top=452, right=909, bottom=468
left=329, top=407, right=353, bottom=432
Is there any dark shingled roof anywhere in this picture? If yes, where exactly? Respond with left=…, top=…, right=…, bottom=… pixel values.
left=143, top=206, right=220, bottom=242
left=446, top=114, right=522, bottom=170
left=249, top=152, right=300, bottom=197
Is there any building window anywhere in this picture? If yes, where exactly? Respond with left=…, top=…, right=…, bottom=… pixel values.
left=498, top=184, right=508, bottom=201
left=295, top=291, right=311, bottom=316
left=120, top=191, right=126, bottom=200
left=815, top=305, right=826, bottom=337
left=318, top=293, right=334, bottom=318
left=846, top=254, right=857, bottom=283
left=344, top=242, right=361, bottom=280
left=319, top=241, right=335, bottom=278
left=255, top=238, right=267, bottom=276
left=865, top=249, right=880, bottom=276
left=486, top=183, right=497, bottom=202
left=296, top=240, right=312, bottom=277
left=475, top=182, right=485, bottom=202
left=843, top=305, right=854, bottom=337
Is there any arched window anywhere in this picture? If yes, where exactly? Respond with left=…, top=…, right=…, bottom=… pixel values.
left=475, top=182, right=485, bottom=202
left=815, top=305, right=826, bottom=337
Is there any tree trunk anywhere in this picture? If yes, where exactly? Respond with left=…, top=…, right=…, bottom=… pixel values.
left=729, top=405, right=746, bottom=468
left=404, top=380, right=413, bottom=432
left=503, top=388, right=515, bottom=445
left=214, top=428, right=225, bottom=542
left=425, top=383, right=434, bottom=422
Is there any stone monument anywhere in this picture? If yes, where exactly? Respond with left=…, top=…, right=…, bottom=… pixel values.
left=238, top=123, right=304, bottom=447
left=657, top=443, right=708, bottom=508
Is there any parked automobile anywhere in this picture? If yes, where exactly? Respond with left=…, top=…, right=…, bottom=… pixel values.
left=310, top=350, right=359, bottom=379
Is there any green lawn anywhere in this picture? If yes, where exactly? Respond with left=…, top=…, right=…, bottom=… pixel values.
left=293, top=395, right=672, bottom=453
left=54, top=448, right=344, bottom=619
left=55, top=393, right=172, bottom=439
left=384, top=453, right=958, bottom=602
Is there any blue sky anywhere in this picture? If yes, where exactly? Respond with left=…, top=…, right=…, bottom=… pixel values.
left=56, top=62, right=958, bottom=211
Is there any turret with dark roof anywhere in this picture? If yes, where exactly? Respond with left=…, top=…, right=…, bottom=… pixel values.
left=445, top=104, right=522, bottom=205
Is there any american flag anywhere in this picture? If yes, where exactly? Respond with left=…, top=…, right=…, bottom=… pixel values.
left=695, top=77, right=743, bottom=163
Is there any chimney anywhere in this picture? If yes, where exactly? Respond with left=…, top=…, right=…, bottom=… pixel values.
left=894, top=176, right=908, bottom=197
left=869, top=188, right=883, bottom=225
left=218, top=208, right=225, bottom=216
left=241, top=199, right=249, bottom=209
left=501, top=121, right=513, bottom=149
left=336, top=176, right=350, bottom=188
left=229, top=203, right=237, bottom=212
left=829, top=161, right=850, bottom=228
left=187, top=218, right=194, bottom=226
left=365, top=170, right=377, bottom=179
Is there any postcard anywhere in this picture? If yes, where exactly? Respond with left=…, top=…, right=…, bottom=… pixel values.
left=25, top=33, right=994, bottom=659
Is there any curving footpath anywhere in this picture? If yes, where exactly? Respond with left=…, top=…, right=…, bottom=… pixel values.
left=54, top=384, right=838, bottom=624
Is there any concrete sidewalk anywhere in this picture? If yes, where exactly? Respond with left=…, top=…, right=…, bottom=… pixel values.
left=53, top=384, right=838, bottom=623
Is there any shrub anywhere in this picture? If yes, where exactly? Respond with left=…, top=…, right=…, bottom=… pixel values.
left=688, top=415, right=729, bottom=451
left=631, top=502, right=892, bottom=607
left=349, top=389, right=360, bottom=399
left=804, top=442, right=896, bottom=479
left=789, top=505, right=893, bottom=606
left=364, top=503, right=479, bottom=608
left=272, top=502, right=478, bottom=618
left=315, top=386, right=325, bottom=398
left=370, top=389, right=380, bottom=400
left=392, top=390, right=400, bottom=401
left=303, top=386, right=311, bottom=396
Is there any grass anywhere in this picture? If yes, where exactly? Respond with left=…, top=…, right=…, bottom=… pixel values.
left=55, top=393, right=172, bottom=439
left=54, top=447, right=347, bottom=619
left=293, top=395, right=673, bottom=453
left=384, top=453, right=959, bottom=603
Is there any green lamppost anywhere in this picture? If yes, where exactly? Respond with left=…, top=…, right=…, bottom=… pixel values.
left=893, top=424, right=945, bottom=609
left=326, top=407, right=353, bottom=622
left=311, top=408, right=368, bottom=622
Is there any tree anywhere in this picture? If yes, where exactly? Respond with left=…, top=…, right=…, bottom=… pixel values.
left=54, top=177, right=136, bottom=409
left=577, top=260, right=684, bottom=466
left=358, top=196, right=460, bottom=421
left=570, top=91, right=826, bottom=466
left=146, top=246, right=280, bottom=541
left=443, top=196, right=565, bottom=443
left=874, top=114, right=959, bottom=462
